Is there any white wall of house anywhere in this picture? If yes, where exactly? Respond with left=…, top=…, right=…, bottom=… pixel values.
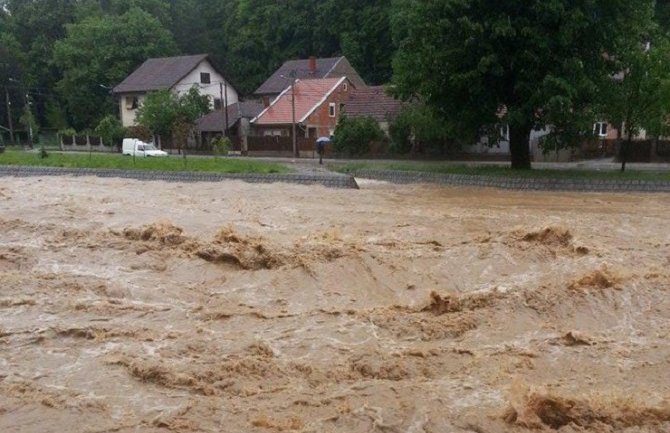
left=172, top=60, right=239, bottom=109
left=463, top=126, right=551, bottom=155
left=119, top=94, right=145, bottom=127
left=117, top=60, right=239, bottom=128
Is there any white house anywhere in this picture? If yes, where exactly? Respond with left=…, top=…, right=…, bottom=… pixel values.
left=112, top=54, right=239, bottom=127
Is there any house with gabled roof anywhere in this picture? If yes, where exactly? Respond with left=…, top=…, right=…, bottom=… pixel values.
left=344, top=86, right=406, bottom=133
left=112, top=54, right=239, bottom=127
left=254, top=56, right=365, bottom=105
left=251, top=77, right=354, bottom=139
left=196, top=101, right=265, bottom=151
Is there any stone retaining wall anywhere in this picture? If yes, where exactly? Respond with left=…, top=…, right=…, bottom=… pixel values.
left=351, top=169, right=670, bottom=193
left=0, top=165, right=359, bottom=189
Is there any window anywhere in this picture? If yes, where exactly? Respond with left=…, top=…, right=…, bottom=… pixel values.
left=594, top=122, right=608, bottom=137
left=340, top=103, right=346, bottom=113
left=125, top=96, right=139, bottom=110
left=329, top=103, right=336, bottom=117
left=343, top=83, right=348, bottom=92
left=499, top=124, right=509, bottom=141
left=200, top=72, right=211, bottom=84
left=214, top=98, right=222, bottom=110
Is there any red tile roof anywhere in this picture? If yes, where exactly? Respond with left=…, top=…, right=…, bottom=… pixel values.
left=345, top=86, right=405, bottom=122
left=252, top=78, right=345, bottom=125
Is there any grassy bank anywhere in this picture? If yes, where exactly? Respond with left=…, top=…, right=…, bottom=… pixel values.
left=333, top=162, right=670, bottom=181
left=0, top=150, right=290, bottom=174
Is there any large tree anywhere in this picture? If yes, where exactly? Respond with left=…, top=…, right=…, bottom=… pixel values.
left=53, top=7, right=176, bottom=129
left=391, top=0, right=656, bottom=169
left=600, top=32, right=670, bottom=171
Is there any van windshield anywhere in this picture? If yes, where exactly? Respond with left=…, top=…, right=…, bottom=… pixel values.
left=144, top=144, right=158, bottom=151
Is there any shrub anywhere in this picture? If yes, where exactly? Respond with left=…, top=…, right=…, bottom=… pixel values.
left=333, top=115, right=384, bottom=156
left=95, top=115, right=125, bottom=147
left=125, top=125, right=153, bottom=143
left=389, top=105, right=453, bottom=155
left=212, top=136, right=232, bottom=157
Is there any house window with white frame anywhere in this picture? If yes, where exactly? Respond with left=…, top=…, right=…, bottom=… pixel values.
left=343, top=83, right=348, bottom=92
left=328, top=103, right=336, bottom=117
left=200, top=72, right=211, bottom=84
left=594, top=122, right=608, bottom=138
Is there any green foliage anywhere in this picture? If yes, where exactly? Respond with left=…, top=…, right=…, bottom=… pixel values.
left=136, top=86, right=210, bottom=148
left=212, top=136, right=232, bottom=157
left=136, top=90, right=178, bottom=139
left=0, top=149, right=289, bottom=174
left=19, top=104, right=39, bottom=144
left=53, top=7, right=177, bottom=129
left=389, top=105, right=452, bottom=155
left=58, top=127, right=77, bottom=137
left=125, top=125, right=153, bottom=142
left=95, top=115, right=126, bottom=147
left=333, top=115, right=384, bottom=156
left=391, top=0, right=656, bottom=168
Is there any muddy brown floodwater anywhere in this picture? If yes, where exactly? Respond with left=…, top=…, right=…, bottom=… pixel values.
left=1, top=176, right=669, bottom=433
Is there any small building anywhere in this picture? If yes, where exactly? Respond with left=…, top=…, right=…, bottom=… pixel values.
left=112, top=54, right=239, bottom=128
left=196, top=101, right=264, bottom=152
left=254, top=56, right=365, bottom=106
left=251, top=77, right=353, bottom=140
left=344, top=86, right=405, bottom=133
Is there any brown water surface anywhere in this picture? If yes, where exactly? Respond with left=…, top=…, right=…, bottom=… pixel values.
left=1, top=177, right=669, bottom=432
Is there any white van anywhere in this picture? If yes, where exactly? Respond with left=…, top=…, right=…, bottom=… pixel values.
left=121, top=138, right=168, bottom=157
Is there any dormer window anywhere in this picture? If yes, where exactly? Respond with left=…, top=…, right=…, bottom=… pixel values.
left=200, top=72, right=211, bottom=84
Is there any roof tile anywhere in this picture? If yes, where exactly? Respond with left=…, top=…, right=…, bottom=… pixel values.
left=113, top=54, right=209, bottom=94
left=254, top=57, right=343, bottom=95
left=345, top=86, right=405, bottom=122
left=253, top=78, right=344, bottom=125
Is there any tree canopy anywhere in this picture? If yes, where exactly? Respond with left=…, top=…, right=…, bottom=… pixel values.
left=1, top=0, right=669, bottom=166
left=391, top=0, right=657, bottom=168
left=53, top=7, right=176, bottom=129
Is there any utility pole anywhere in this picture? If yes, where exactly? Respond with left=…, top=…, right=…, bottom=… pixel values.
left=24, top=92, right=33, bottom=148
left=291, top=78, right=297, bottom=158
left=219, top=82, right=225, bottom=137
left=224, top=81, right=229, bottom=137
left=4, top=86, right=14, bottom=145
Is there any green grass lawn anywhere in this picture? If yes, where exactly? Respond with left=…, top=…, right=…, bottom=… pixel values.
left=332, top=161, right=670, bottom=181
left=0, top=150, right=290, bottom=174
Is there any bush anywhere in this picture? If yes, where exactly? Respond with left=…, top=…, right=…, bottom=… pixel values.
left=125, top=125, right=153, bottom=143
left=389, top=105, right=452, bottom=155
left=95, top=115, right=125, bottom=147
left=212, top=136, right=232, bottom=157
left=333, top=115, right=384, bottom=156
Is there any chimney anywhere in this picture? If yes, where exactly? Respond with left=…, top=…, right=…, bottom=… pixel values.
left=263, top=96, right=270, bottom=108
left=308, top=56, right=317, bottom=75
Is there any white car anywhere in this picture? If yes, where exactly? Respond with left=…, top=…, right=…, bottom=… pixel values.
left=121, top=138, right=168, bottom=157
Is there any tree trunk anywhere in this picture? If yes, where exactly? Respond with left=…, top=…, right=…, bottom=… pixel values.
left=621, top=132, right=632, bottom=172
left=509, top=124, right=532, bottom=170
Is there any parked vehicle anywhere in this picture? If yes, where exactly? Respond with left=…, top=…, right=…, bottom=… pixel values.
left=121, top=138, right=168, bottom=157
